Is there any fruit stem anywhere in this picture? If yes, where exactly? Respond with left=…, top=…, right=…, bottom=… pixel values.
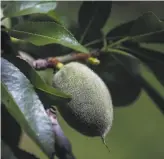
left=101, top=136, right=110, bottom=153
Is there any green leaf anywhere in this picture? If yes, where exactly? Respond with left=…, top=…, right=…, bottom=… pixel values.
left=2, top=104, right=21, bottom=150
left=132, top=30, right=164, bottom=43
left=37, top=68, right=54, bottom=86
left=26, top=10, right=62, bottom=24
left=105, top=48, right=164, bottom=113
left=90, top=51, right=141, bottom=106
left=1, top=57, right=55, bottom=157
left=138, top=65, right=164, bottom=114
left=107, top=21, right=134, bottom=37
left=9, top=21, right=89, bottom=53
left=146, top=62, right=164, bottom=87
left=129, top=12, right=164, bottom=36
left=2, top=140, right=18, bottom=159
left=2, top=1, right=57, bottom=18
left=140, top=43, right=164, bottom=53
left=118, top=45, right=164, bottom=65
left=1, top=26, right=17, bottom=55
left=107, top=12, right=164, bottom=43
left=78, top=1, right=112, bottom=44
left=3, top=55, right=71, bottom=104
left=117, top=45, right=164, bottom=87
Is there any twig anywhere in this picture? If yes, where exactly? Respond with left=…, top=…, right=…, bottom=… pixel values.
left=17, top=49, right=101, bottom=70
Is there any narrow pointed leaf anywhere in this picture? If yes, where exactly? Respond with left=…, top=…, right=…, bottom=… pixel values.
left=118, top=45, right=164, bottom=64
left=1, top=57, right=55, bottom=157
left=2, top=1, right=57, bottom=18
left=132, top=30, right=164, bottom=43
left=129, top=12, right=164, bottom=36
left=107, top=12, right=164, bottom=43
left=9, top=21, right=89, bottom=53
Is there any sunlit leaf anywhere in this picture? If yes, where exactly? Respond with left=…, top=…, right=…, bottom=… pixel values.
left=26, top=11, right=62, bottom=24
left=9, top=21, right=89, bottom=53
left=2, top=1, right=57, bottom=18
left=1, top=57, right=55, bottom=157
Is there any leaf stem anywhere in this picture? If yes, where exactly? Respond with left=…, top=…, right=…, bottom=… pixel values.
left=107, top=36, right=130, bottom=48
left=84, top=36, right=128, bottom=47
left=103, top=47, right=137, bottom=60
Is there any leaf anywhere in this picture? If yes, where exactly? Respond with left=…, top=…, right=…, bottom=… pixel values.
left=26, top=10, right=62, bottom=24
left=1, top=26, right=17, bottom=55
left=129, top=12, right=164, bottom=36
left=9, top=21, right=89, bottom=53
left=2, top=104, right=21, bottom=151
left=1, top=57, right=55, bottom=157
left=3, top=54, right=71, bottom=104
left=107, top=20, right=134, bottom=37
left=107, top=12, right=164, bottom=43
left=89, top=52, right=141, bottom=106
left=2, top=1, right=57, bottom=18
left=140, top=43, right=164, bottom=53
left=118, top=45, right=164, bottom=64
left=78, top=1, right=112, bottom=44
left=106, top=48, right=164, bottom=113
left=132, top=30, right=164, bottom=43
left=137, top=66, right=164, bottom=114
left=117, top=45, right=164, bottom=86
left=27, top=13, right=59, bottom=23
left=2, top=140, right=18, bottom=159
left=13, top=148, right=40, bottom=159
left=2, top=140, right=39, bottom=159
left=146, top=62, right=164, bottom=87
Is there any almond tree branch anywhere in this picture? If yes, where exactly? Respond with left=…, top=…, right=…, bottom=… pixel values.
left=17, top=49, right=101, bottom=70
